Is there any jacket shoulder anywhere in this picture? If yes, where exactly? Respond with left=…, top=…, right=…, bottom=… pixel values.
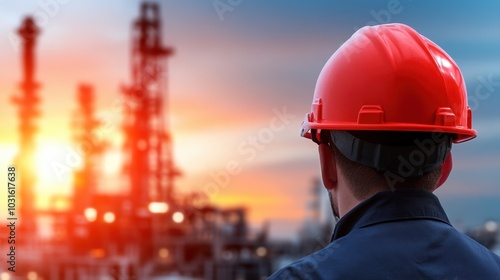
left=267, top=238, right=351, bottom=280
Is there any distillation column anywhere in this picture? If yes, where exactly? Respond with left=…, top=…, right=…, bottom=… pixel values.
left=12, top=16, right=41, bottom=239
left=72, top=84, right=104, bottom=213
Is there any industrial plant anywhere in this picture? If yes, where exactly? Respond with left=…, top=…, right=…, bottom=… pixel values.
left=1, top=3, right=277, bottom=279
left=2, top=2, right=499, bottom=280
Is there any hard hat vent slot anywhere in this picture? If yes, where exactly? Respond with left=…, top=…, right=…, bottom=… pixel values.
left=357, top=105, right=384, bottom=124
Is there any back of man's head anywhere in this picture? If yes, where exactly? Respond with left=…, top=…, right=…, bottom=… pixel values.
left=327, top=130, right=448, bottom=200
left=301, top=24, right=477, bottom=198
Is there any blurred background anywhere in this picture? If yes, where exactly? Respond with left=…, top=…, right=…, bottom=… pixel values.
left=0, top=0, right=499, bottom=279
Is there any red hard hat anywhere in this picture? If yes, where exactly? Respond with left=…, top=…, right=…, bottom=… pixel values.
left=301, top=23, right=476, bottom=143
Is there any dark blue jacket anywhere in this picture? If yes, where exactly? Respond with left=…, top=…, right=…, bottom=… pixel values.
left=268, top=190, right=500, bottom=279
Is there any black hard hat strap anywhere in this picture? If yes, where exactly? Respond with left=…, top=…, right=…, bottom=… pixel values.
left=329, top=130, right=451, bottom=178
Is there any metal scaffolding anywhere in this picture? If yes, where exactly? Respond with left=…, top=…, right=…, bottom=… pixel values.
left=122, top=2, right=180, bottom=212
left=4, top=5, right=272, bottom=279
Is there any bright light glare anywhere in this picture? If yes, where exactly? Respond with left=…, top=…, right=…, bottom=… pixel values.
left=103, top=150, right=122, bottom=175
left=0, top=144, right=17, bottom=165
left=103, top=212, right=115, bottom=223
left=256, top=246, right=267, bottom=257
left=84, top=208, right=97, bottom=222
left=149, top=202, right=169, bottom=213
left=436, top=55, right=452, bottom=68
left=0, top=272, right=10, bottom=280
left=172, top=211, right=184, bottom=223
left=27, top=272, right=37, bottom=280
left=36, top=142, right=82, bottom=179
left=90, top=248, right=106, bottom=258
left=159, top=248, right=169, bottom=259
left=485, top=221, right=498, bottom=232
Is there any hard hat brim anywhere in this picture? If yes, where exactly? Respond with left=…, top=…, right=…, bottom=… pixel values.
left=301, top=119, right=477, bottom=144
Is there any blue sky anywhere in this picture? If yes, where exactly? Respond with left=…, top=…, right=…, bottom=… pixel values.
left=1, top=0, right=500, bottom=239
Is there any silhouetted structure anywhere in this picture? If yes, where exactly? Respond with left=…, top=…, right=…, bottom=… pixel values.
left=12, top=16, right=41, bottom=242
left=122, top=2, right=179, bottom=211
left=72, top=84, right=105, bottom=213
left=4, top=4, right=272, bottom=279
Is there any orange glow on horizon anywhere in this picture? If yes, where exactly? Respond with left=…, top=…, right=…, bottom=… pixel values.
left=0, top=2, right=317, bottom=239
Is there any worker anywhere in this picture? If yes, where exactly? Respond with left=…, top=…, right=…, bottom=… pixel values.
left=268, top=23, right=500, bottom=279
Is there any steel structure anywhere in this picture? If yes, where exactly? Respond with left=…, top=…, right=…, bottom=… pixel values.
left=72, top=84, right=104, bottom=213
left=122, top=2, right=179, bottom=211
left=3, top=5, right=273, bottom=279
left=12, top=16, right=41, bottom=240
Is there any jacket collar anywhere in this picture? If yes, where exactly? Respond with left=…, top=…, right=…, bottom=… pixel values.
left=332, top=189, right=451, bottom=241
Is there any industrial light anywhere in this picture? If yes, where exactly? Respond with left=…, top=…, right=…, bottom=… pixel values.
left=159, top=248, right=169, bottom=259
left=485, top=221, right=498, bottom=232
left=0, top=272, right=10, bottom=280
left=84, top=208, right=97, bottom=222
left=27, top=272, right=37, bottom=280
left=149, top=202, right=169, bottom=213
left=103, top=212, right=115, bottom=223
left=172, top=211, right=184, bottom=223
left=90, top=248, right=106, bottom=258
left=256, top=246, right=267, bottom=257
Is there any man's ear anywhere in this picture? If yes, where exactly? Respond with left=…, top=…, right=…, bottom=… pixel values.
left=318, top=143, right=337, bottom=190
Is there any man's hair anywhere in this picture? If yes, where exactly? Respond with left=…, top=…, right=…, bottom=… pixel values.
left=329, top=131, right=445, bottom=200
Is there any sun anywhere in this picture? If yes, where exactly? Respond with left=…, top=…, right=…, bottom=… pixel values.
left=0, top=141, right=77, bottom=206
left=35, top=140, right=126, bottom=194
left=35, top=141, right=80, bottom=193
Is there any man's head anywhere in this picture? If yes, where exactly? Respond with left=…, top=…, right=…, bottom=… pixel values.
left=318, top=130, right=449, bottom=217
left=300, top=23, right=477, bottom=217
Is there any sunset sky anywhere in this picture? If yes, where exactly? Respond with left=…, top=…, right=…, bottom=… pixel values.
left=1, top=0, right=500, bottom=239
